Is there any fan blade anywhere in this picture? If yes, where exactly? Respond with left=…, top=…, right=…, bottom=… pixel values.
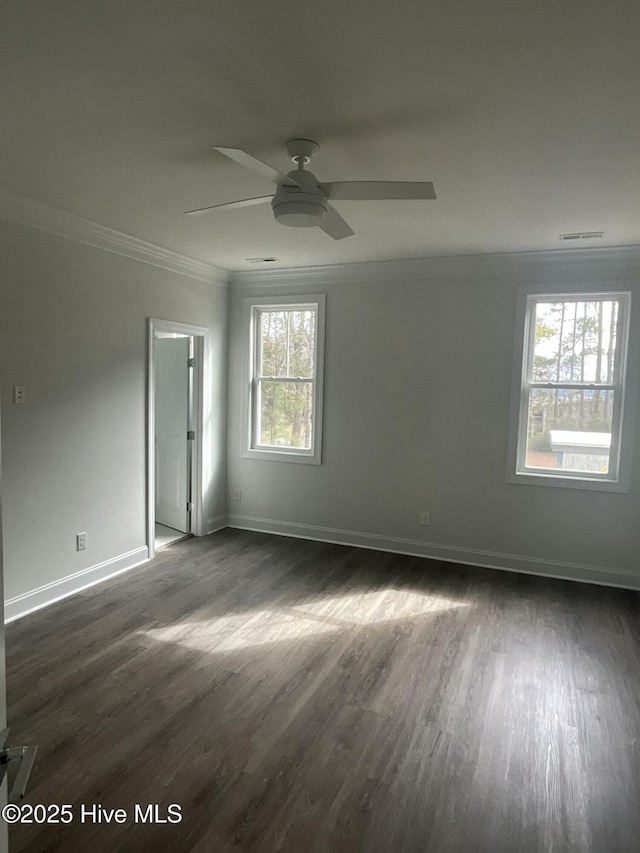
left=213, top=146, right=299, bottom=187
left=183, top=196, right=272, bottom=215
left=320, top=181, right=436, bottom=201
left=319, top=205, right=355, bottom=240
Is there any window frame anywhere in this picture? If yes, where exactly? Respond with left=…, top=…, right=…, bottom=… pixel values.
left=243, top=294, right=326, bottom=464
left=507, top=285, right=634, bottom=492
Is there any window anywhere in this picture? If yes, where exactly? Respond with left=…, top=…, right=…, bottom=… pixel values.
left=509, top=290, right=632, bottom=490
left=245, top=295, right=325, bottom=463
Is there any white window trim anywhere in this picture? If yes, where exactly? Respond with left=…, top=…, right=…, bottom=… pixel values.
left=242, top=294, right=326, bottom=464
left=507, top=284, right=637, bottom=492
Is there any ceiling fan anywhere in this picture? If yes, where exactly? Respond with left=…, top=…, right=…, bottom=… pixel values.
left=184, top=139, right=436, bottom=240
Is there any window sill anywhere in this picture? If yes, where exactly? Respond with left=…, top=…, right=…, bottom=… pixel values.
left=508, top=469, right=628, bottom=493
left=243, top=448, right=321, bottom=465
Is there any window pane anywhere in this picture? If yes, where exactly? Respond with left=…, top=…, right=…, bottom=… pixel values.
left=288, top=310, right=316, bottom=378
left=532, top=299, right=619, bottom=384
left=259, top=309, right=315, bottom=378
left=525, top=387, right=614, bottom=473
left=260, top=311, right=286, bottom=377
left=258, top=381, right=314, bottom=449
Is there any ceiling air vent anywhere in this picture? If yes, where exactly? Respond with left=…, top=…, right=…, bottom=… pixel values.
left=559, top=231, right=604, bottom=241
left=246, top=257, right=279, bottom=264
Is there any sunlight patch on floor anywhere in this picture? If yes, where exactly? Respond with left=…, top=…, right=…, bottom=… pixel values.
left=142, top=590, right=466, bottom=653
left=295, top=589, right=462, bottom=624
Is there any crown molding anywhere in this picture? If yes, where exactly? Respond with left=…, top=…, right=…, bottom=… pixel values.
left=230, top=245, right=640, bottom=289
left=0, top=187, right=229, bottom=287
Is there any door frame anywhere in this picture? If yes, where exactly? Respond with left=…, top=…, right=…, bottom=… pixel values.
left=147, top=318, right=209, bottom=560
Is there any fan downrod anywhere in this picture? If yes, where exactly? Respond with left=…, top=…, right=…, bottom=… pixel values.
left=285, top=138, right=318, bottom=166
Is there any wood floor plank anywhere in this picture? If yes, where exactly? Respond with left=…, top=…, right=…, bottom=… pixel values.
left=6, top=529, right=640, bottom=852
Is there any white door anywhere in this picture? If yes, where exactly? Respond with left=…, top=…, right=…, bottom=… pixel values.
left=155, top=337, right=190, bottom=533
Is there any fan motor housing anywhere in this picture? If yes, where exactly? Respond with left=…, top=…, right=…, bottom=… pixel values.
left=271, top=191, right=328, bottom=228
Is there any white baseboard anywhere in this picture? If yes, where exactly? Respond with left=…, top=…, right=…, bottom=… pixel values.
left=205, top=515, right=228, bottom=535
left=4, top=546, right=150, bottom=623
left=227, top=514, right=640, bottom=591
left=7, top=518, right=636, bottom=624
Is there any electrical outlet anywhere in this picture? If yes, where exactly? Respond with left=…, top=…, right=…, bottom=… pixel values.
left=420, top=511, right=431, bottom=526
left=13, top=386, right=25, bottom=404
left=76, top=532, right=87, bottom=551
left=232, top=489, right=242, bottom=502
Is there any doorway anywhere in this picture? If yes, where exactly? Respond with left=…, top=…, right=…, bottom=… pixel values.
left=155, top=332, right=192, bottom=548
left=147, top=319, right=209, bottom=559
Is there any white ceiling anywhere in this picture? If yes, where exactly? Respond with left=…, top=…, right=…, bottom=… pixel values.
left=1, top=0, right=639, bottom=271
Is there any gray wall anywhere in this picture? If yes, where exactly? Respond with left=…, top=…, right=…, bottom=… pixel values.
left=227, top=250, right=640, bottom=586
left=0, top=218, right=228, bottom=601
left=2, top=218, right=638, bottom=608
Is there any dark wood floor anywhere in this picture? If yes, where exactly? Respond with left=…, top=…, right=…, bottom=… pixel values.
left=6, top=529, right=640, bottom=852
